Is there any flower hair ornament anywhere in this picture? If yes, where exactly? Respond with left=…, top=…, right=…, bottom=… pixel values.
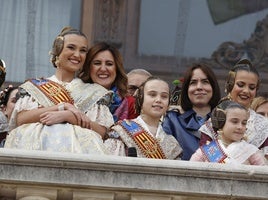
left=170, top=77, right=184, bottom=106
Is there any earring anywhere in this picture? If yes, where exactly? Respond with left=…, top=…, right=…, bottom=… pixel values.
left=55, top=56, right=60, bottom=67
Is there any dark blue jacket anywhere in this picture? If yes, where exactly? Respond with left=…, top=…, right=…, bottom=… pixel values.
left=162, top=109, right=210, bottom=160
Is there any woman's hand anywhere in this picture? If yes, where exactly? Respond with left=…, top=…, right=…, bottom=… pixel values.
left=63, top=103, right=91, bottom=128
left=40, top=111, right=67, bottom=125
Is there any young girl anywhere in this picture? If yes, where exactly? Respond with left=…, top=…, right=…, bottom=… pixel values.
left=199, top=59, right=268, bottom=159
left=105, top=77, right=182, bottom=159
left=191, top=101, right=266, bottom=165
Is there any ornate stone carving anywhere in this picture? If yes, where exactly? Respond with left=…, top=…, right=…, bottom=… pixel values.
left=93, top=0, right=126, bottom=48
left=201, top=14, right=268, bottom=71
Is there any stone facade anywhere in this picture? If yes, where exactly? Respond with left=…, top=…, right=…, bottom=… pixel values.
left=81, top=1, right=268, bottom=96
left=0, top=148, right=267, bottom=200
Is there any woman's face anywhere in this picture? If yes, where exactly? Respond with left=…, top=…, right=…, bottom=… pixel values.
left=187, top=68, right=213, bottom=108
left=229, top=71, right=258, bottom=108
left=4, top=89, right=18, bottom=119
left=90, top=50, right=116, bottom=89
left=57, top=34, right=88, bottom=74
left=255, top=102, right=268, bottom=118
left=142, top=79, right=169, bottom=119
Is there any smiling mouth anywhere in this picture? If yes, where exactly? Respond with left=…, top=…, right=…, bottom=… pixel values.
left=69, top=59, right=80, bottom=64
left=152, top=105, right=163, bottom=109
left=239, top=96, right=250, bottom=100
left=195, top=93, right=206, bottom=95
left=98, top=75, right=109, bottom=78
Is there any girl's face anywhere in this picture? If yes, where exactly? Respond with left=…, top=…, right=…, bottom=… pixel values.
left=90, top=50, right=116, bottom=90
left=57, top=34, right=88, bottom=74
left=221, top=108, right=248, bottom=144
left=142, top=80, right=169, bottom=119
left=188, top=68, right=213, bottom=108
left=229, top=71, right=258, bottom=108
left=4, top=89, right=18, bottom=119
left=256, top=102, right=268, bottom=118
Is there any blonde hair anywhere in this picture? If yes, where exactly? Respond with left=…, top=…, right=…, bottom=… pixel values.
left=251, top=96, right=268, bottom=111
left=49, top=26, right=87, bottom=68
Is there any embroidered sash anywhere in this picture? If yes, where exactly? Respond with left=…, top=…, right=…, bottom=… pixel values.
left=119, top=120, right=166, bottom=159
left=29, top=78, right=74, bottom=105
left=200, top=140, right=227, bottom=163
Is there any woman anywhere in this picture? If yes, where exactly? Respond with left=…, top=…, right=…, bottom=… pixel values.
left=79, top=42, right=137, bottom=122
left=0, top=85, right=18, bottom=147
left=4, top=27, right=113, bottom=154
left=199, top=59, right=268, bottom=159
left=105, top=77, right=182, bottom=159
left=162, top=63, right=221, bottom=160
left=191, top=101, right=266, bottom=165
left=251, top=96, right=268, bottom=118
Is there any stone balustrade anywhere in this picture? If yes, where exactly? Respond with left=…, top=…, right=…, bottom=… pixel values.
left=0, top=148, right=267, bottom=200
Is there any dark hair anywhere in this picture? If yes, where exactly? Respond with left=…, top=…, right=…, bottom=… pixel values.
left=180, top=63, right=221, bottom=111
left=211, top=100, right=248, bottom=130
left=0, top=85, right=18, bottom=107
left=79, top=42, right=128, bottom=97
left=225, top=58, right=260, bottom=94
left=135, top=76, right=170, bottom=115
left=49, top=26, right=87, bottom=68
left=0, top=59, right=6, bottom=87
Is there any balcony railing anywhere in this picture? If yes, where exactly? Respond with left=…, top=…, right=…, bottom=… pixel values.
left=0, top=148, right=267, bottom=200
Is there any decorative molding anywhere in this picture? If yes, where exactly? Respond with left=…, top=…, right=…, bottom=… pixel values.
left=201, top=14, right=268, bottom=71
left=93, top=0, right=127, bottom=48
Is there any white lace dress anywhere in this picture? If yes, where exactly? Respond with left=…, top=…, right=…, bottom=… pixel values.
left=190, top=140, right=266, bottom=165
left=5, top=76, right=114, bottom=154
left=200, top=109, right=268, bottom=156
left=104, top=116, right=182, bottom=159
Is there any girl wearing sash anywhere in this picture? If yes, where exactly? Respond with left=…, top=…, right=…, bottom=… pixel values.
left=190, top=101, right=266, bottom=165
left=199, top=59, right=268, bottom=159
left=4, top=27, right=113, bottom=154
left=105, top=77, right=182, bottom=159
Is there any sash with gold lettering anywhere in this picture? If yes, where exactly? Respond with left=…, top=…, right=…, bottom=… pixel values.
left=200, top=140, right=227, bottom=163
left=29, top=78, right=74, bottom=105
left=119, top=120, right=166, bottom=159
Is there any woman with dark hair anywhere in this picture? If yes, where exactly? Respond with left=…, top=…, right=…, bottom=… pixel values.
left=79, top=42, right=137, bottom=122
left=0, top=85, right=18, bottom=147
left=104, top=77, right=182, bottom=159
left=162, top=63, right=221, bottom=160
left=199, top=59, right=268, bottom=159
left=4, top=27, right=113, bottom=154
